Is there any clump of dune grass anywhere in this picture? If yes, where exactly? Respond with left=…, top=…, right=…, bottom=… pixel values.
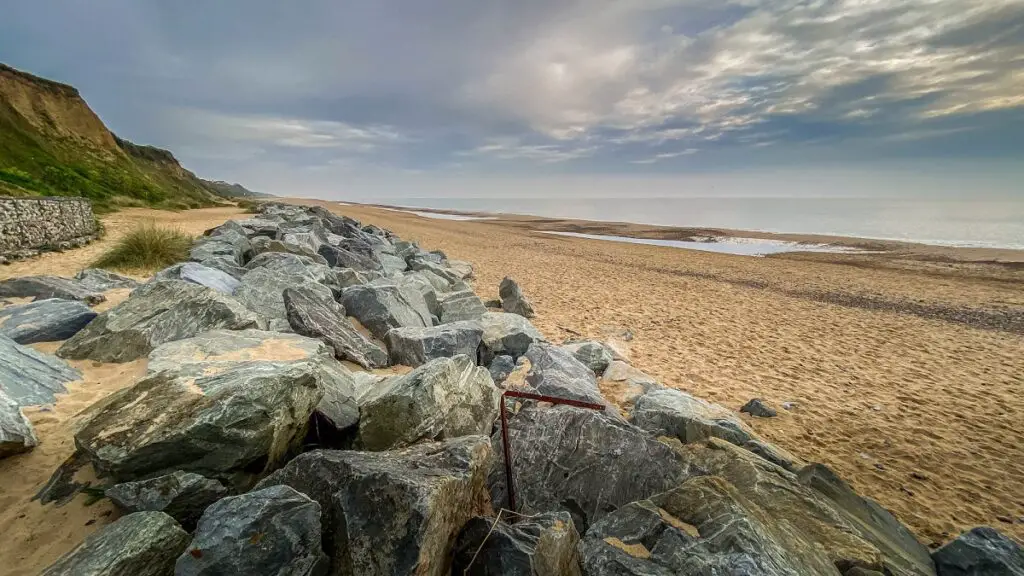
left=92, top=223, right=192, bottom=272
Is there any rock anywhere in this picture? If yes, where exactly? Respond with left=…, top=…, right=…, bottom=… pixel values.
left=74, top=347, right=324, bottom=488
left=384, top=321, right=483, bottom=367
left=0, top=298, right=97, bottom=343
left=281, top=231, right=326, bottom=257
left=284, top=287, right=389, bottom=369
left=447, top=259, right=474, bottom=280
left=562, top=341, right=614, bottom=376
left=146, top=329, right=331, bottom=376
left=246, top=251, right=329, bottom=283
left=234, top=268, right=334, bottom=331
left=600, top=360, right=660, bottom=407
left=524, top=343, right=605, bottom=405
left=483, top=298, right=502, bottom=308
left=490, top=403, right=698, bottom=533
left=358, top=355, right=499, bottom=450
left=479, top=312, right=545, bottom=362
left=318, top=244, right=381, bottom=271
left=175, top=485, right=328, bottom=576
left=499, top=277, right=535, bottom=318
left=340, top=283, right=433, bottom=340
left=377, top=253, right=408, bottom=275
left=41, top=511, right=189, bottom=576
left=233, top=217, right=281, bottom=237
left=251, top=236, right=329, bottom=264
left=105, top=471, right=227, bottom=530
left=675, top=439, right=936, bottom=576
left=189, top=237, right=246, bottom=266
left=407, top=258, right=463, bottom=287
left=56, top=280, right=263, bottom=363
left=331, top=268, right=380, bottom=289
left=0, top=275, right=105, bottom=305
left=0, top=333, right=80, bottom=405
left=578, top=476, right=841, bottom=575
left=312, top=363, right=362, bottom=444
left=932, top=526, right=1024, bottom=575
left=740, top=398, right=778, bottom=418
left=488, top=355, right=516, bottom=385
left=451, top=512, right=582, bottom=576
left=255, top=436, right=493, bottom=576
left=74, top=268, right=139, bottom=292
left=439, top=289, right=487, bottom=322
left=0, top=389, right=37, bottom=458
left=387, top=273, right=442, bottom=318
left=157, top=262, right=241, bottom=294
left=782, top=401, right=798, bottom=411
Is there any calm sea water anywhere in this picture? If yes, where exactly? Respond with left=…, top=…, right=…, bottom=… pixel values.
left=367, top=197, right=1024, bottom=249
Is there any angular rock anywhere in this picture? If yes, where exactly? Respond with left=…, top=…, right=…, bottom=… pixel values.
left=479, top=312, right=545, bottom=362
left=451, top=512, right=581, bottom=576
left=0, top=275, right=105, bottom=305
left=256, top=436, right=494, bottom=576
left=74, top=352, right=324, bottom=488
left=384, top=321, right=483, bottom=368
left=234, top=268, right=334, bottom=332
left=524, top=343, right=605, bottom=405
left=41, top=511, right=189, bottom=576
left=190, top=238, right=244, bottom=266
left=448, top=259, right=474, bottom=280
left=0, top=298, right=97, bottom=343
left=0, top=389, right=37, bottom=458
left=600, top=360, right=660, bottom=407
left=386, top=273, right=442, bottom=318
left=251, top=236, right=329, bottom=264
left=318, top=244, right=381, bottom=271
left=281, top=231, right=326, bottom=257
left=74, top=268, right=140, bottom=292
left=175, top=485, right=328, bottom=576
left=439, top=289, right=487, bottom=323
left=358, top=355, right=499, bottom=450
left=741, top=397, right=778, bottom=418
left=284, top=286, right=389, bottom=369
left=156, top=262, right=240, bottom=294
left=490, top=403, right=698, bottom=533
left=0, top=333, right=80, bottom=405
left=312, top=363, right=362, bottom=444
left=56, top=280, right=263, bottom=362
left=377, top=253, right=408, bottom=275
left=340, top=283, right=433, bottom=340
left=499, top=277, right=535, bottom=318
left=675, top=439, right=936, bottom=576
left=562, top=341, right=614, bottom=376
left=233, top=217, right=281, bottom=237
left=331, top=268, right=380, bottom=289
left=246, top=251, right=329, bottom=283
left=931, top=526, right=1024, bottom=576
left=488, top=355, right=516, bottom=386
left=408, top=257, right=462, bottom=286
left=105, top=471, right=227, bottom=530
left=146, top=329, right=331, bottom=376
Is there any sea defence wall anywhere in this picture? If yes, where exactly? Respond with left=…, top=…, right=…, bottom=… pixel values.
left=0, top=196, right=98, bottom=261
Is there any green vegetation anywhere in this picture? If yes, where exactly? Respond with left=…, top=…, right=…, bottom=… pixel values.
left=92, top=224, right=192, bottom=272
left=236, top=198, right=263, bottom=213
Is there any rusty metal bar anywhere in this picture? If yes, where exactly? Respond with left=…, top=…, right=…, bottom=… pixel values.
left=499, top=390, right=605, bottom=514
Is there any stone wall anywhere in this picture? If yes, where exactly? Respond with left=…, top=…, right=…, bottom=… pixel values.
left=0, top=196, right=98, bottom=262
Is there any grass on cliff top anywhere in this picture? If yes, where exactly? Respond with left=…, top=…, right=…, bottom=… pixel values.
left=92, top=223, right=192, bottom=272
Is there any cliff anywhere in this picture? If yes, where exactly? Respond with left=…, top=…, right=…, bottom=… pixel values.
left=0, top=62, right=232, bottom=210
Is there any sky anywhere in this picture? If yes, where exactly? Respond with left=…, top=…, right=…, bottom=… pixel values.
left=2, top=0, right=1022, bottom=199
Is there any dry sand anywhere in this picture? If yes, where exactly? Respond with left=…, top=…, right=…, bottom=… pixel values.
left=0, top=200, right=1020, bottom=573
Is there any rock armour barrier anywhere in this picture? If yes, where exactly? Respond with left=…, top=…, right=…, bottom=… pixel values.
left=0, top=196, right=97, bottom=262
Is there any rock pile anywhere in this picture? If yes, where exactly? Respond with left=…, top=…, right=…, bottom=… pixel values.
left=0, top=202, right=1014, bottom=575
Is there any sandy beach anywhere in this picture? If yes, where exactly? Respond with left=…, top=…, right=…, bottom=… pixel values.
left=0, top=200, right=1021, bottom=573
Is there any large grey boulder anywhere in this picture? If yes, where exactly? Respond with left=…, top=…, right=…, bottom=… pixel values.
left=105, top=471, right=226, bottom=530
left=499, top=277, right=535, bottom=318
left=0, top=275, right=105, bottom=305
left=246, top=251, right=329, bottom=283
left=562, top=341, right=614, bottom=376
left=578, top=477, right=841, bottom=575
left=234, top=217, right=281, bottom=237
left=0, top=298, right=97, bottom=343
left=190, top=237, right=246, bottom=266
left=479, top=312, right=545, bottom=362
left=41, top=511, right=189, bottom=576
left=74, top=268, right=140, bottom=292
left=524, top=343, right=605, bottom=406
left=318, top=244, right=381, bottom=271
left=384, top=321, right=483, bottom=367
left=1, top=389, right=37, bottom=458
left=284, top=287, right=388, bottom=369
left=490, top=403, right=698, bottom=532
left=488, top=355, right=516, bottom=386
left=251, top=236, right=329, bottom=264
left=377, top=253, right=408, bottom=275
left=256, top=435, right=494, bottom=576
left=175, top=485, right=328, bottom=576
left=675, top=439, right=936, bottom=576
left=600, top=360, right=659, bottom=408
left=408, top=257, right=462, bottom=286
left=439, top=289, right=487, bottom=323
left=358, top=355, right=499, bottom=451
left=56, top=280, right=263, bottom=363
left=448, top=259, right=474, bottom=280
left=0, top=333, right=80, bottom=405
left=340, top=283, right=433, bottom=340
left=234, top=268, right=334, bottom=332
left=155, top=262, right=240, bottom=294
left=196, top=256, right=248, bottom=280
left=931, top=526, right=1024, bottom=575
left=451, top=512, right=582, bottom=576
left=331, top=268, right=380, bottom=289
left=74, top=352, right=324, bottom=488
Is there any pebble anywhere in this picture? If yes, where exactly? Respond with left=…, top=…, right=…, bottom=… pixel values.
left=740, top=398, right=777, bottom=418
left=910, top=471, right=929, bottom=481
left=996, top=515, right=1014, bottom=524
left=781, top=401, right=798, bottom=411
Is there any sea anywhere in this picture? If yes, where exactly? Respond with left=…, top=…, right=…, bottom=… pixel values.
left=359, top=197, right=1024, bottom=250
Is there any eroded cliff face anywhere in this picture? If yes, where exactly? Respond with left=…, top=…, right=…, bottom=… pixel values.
left=0, top=64, right=118, bottom=152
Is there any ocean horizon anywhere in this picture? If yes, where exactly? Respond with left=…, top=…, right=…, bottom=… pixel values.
left=348, top=196, right=1024, bottom=250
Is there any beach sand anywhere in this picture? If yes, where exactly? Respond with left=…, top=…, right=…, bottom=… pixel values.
left=0, top=200, right=1020, bottom=573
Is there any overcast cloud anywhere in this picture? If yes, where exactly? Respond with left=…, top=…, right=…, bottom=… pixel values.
left=2, top=0, right=1022, bottom=197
